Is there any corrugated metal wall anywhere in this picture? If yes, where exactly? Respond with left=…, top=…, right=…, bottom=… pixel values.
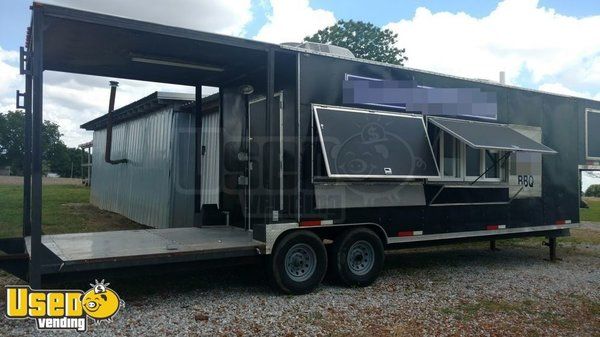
left=169, top=112, right=196, bottom=227
left=91, top=106, right=196, bottom=228
left=200, top=111, right=220, bottom=206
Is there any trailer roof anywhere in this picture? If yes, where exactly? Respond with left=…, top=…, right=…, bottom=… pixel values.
left=32, top=2, right=600, bottom=103
left=80, top=92, right=183, bottom=130
left=81, top=91, right=220, bottom=131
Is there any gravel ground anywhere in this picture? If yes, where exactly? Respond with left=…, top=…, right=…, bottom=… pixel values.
left=1, top=238, right=598, bottom=336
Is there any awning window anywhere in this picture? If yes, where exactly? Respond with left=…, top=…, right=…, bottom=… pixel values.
left=428, top=116, right=557, bottom=154
left=313, top=105, right=440, bottom=179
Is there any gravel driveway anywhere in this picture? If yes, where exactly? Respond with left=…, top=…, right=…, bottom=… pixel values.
left=1, top=238, right=598, bottom=336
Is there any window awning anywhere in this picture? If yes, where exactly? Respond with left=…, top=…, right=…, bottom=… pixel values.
left=313, top=105, right=440, bottom=179
left=428, top=117, right=557, bottom=154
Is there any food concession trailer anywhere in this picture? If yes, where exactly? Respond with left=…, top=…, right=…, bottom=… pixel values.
left=1, top=2, right=598, bottom=294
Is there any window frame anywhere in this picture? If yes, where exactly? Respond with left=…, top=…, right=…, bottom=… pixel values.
left=438, top=131, right=463, bottom=181
left=312, top=104, right=441, bottom=180
left=433, top=130, right=507, bottom=184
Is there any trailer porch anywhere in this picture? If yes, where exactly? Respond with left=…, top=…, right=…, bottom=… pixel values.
left=23, top=226, right=264, bottom=274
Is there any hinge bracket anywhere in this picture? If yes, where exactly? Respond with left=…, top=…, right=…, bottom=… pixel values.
left=19, top=46, right=31, bottom=75
left=16, top=90, right=26, bottom=110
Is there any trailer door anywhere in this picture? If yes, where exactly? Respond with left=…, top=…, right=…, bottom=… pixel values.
left=247, top=92, right=283, bottom=228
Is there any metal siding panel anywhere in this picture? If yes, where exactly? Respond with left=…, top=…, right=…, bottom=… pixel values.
left=201, top=111, right=220, bottom=206
left=90, top=107, right=175, bottom=228
left=170, top=112, right=196, bottom=227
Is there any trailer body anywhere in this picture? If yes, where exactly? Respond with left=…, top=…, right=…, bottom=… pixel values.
left=2, top=3, right=598, bottom=293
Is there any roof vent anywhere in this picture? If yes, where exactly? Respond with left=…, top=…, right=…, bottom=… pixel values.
left=282, top=42, right=355, bottom=58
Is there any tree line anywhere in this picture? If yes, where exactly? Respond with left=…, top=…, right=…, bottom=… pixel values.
left=0, top=110, right=83, bottom=178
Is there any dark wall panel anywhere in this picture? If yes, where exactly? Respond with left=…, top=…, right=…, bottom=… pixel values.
left=298, top=52, right=585, bottom=236
left=541, top=95, right=579, bottom=224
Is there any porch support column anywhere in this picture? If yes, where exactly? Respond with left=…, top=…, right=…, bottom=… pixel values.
left=29, top=6, right=44, bottom=289
left=194, top=85, right=203, bottom=226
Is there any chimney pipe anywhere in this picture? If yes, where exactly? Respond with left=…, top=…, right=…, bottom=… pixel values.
left=104, top=81, right=127, bottom=164
left=499, top=71, right=506, bottom=84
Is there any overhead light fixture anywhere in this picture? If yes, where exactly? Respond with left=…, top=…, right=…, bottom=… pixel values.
left=239, top=84, right=254, bottom=95
left=131, top=55, right=224, bottom=72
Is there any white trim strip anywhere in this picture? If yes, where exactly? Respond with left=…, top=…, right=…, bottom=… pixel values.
left=388, top=224, right=578, bottom=244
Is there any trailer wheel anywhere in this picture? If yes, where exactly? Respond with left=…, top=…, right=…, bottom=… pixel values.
left=330, top=228, right=384, bottom=287
left=269, top=230, right=327, bottom=295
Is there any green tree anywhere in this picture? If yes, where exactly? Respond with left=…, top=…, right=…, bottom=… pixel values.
left=585, top=184, right=600, bottom=197
left=0, top=110, right=81, bottom=177
left=305, top=20, right=408, bottom=65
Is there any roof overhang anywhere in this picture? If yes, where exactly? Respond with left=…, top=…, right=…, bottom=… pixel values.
left=428, top=116, right=557, bottom=154
left=33, top=2, right=280, bottom=87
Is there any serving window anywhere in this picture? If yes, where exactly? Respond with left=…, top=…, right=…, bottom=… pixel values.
left=436, top=130, right=507, bottom=183
left=428, top=116, right=557, bottom=186
left=312, top=105, right=440, bottom=179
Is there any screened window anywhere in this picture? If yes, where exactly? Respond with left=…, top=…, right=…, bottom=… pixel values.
left=586, top=109, right=600, bottom=160
left=465, top=145, right=481, bottom=177
left=313, top=105, right=439, bottom=179
left=440, top=132, right=461, bottom=179
left=484, top=150, right=500, bottom=179
left=435, top=133, right=506, bottom=183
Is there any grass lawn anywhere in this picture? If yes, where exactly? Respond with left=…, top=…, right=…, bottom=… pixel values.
left=0, top=184, right=144, bottom=238
left=581, top=198, right=600, bottom=222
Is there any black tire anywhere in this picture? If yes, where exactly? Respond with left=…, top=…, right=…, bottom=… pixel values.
left=330, top=228, right=384, bottom=287
left=268, top=230, right=327, bottom=295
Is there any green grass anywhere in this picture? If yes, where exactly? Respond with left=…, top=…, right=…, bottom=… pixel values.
left=0, top=184, right=143, bottom=238
left=581, top=198, right=600, bottom=222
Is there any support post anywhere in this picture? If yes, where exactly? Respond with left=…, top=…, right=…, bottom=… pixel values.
left=29, top=7, right=44, bottom=289
left=265, top=48, right=277, bottom=223
left=490, top=240, right=497, bottom=251
left=22, top=48, right=32, bottom=237
left=194, top=85, right=203, bottom=226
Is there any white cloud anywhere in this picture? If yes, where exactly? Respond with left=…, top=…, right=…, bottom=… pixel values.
left=253, top=0, right=336, bottom=43
left=0, top=47, right=21, bottom=112
left=384, top=0, right=600, bottom=98
left=40, top=0, right=253, bottom=36
left=537, top=83, right=600, bottom=101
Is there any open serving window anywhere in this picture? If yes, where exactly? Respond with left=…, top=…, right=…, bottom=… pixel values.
left=426, top=116, right=557, bottom=205
left=428, top=117, right=557, bottom=154
left=313, top=105, right=440, bottom=179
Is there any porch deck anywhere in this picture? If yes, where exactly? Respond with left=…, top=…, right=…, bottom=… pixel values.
left=25, top=226, right=264, bottom=273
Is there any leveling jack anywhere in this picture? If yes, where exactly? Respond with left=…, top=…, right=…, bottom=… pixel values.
left=543, top=237, right=560, bottom=262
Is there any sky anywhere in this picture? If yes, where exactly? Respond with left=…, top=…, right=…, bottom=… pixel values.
left=0, top=0, right=599, bottom=186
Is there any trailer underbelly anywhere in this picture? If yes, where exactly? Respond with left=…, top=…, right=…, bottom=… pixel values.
left=24, top=226, right=264, bottom=274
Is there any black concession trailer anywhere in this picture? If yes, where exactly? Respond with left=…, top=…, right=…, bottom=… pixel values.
left=2, top=2, right=599, bottom=294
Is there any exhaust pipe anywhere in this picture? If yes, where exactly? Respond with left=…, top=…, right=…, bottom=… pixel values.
left=104, top=81, right=127, bottom=164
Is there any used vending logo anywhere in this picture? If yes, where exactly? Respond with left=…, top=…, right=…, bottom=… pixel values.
left=5, top=279, right=123, bottom=332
